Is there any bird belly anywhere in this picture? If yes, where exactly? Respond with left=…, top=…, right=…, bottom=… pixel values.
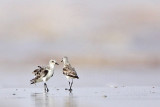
left=66, top=76, right=73, bottom=82
left=45, top=71, right=54, bottom=81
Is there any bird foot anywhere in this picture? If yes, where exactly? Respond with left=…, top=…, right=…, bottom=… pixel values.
left=69, top=89, right=72, bottom=92
left=65, top=88, right=72, bottom=92
left=45, top=88, right=49, bottom=93
left=65, top=88, right=68, bottom=90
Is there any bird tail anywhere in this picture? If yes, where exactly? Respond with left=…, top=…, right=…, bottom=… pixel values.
left=30, top=78, right=36, bottom=84
left=76, top=76, right=79, bottom=79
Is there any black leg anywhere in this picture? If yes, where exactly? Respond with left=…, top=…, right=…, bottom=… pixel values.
left=44, top=83, right=49, bottom=92
left=65, top=82, right=70, bottom=90
left=69, top=82, right=70, bottom=87
left=46, top=88, right=49, bottom=92
left=44, top=83, right=46, bottom=92
left=68, top=82, right=71, bottom=89
left=69, top=80, right=73, bottom=92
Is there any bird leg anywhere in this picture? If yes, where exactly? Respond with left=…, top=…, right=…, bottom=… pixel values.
left=69, top=80, right=73, bottom=92
left=44, top=83, right=49, bottom=92
left=65, top=82, right=70, bottom=90
left=69, top=82, right=70, bottom=87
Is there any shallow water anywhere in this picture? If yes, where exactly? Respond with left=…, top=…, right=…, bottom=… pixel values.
left=1, top=64, right=160, bottom=107
left=1, top=87, right=160, bottom=107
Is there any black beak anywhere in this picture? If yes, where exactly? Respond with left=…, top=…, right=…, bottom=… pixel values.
left=61, top=60, right=63, bottom=62
left=55, top=62, right=59, bottom=65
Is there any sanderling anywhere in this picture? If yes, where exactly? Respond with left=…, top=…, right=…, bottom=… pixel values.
left=61, top=56, right=79, bottom=91
left=30, top=59, right=59, bottom=92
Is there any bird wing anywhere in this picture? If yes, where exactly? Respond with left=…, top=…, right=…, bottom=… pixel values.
left=32, top=69, right=39, bottom=75
left=30, top=66, right=49, bottom=84
left=41, top=69, right=49, bottom=77
left=32, top=66, right=48, bottom=78
left=63, top=65, right=79, bottom=79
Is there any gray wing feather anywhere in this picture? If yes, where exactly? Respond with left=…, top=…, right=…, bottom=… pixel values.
left=63, top=65, right=79, bottom=79
left=31, top=66, right=49, bottom=84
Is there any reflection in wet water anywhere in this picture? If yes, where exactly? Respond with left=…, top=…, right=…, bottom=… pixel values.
left=30, top=91, right=77, bottom=107
left=64, top=91, right=77, bottom=107
left=1, top=88, right=160, bottom=107
left=31, top=93, right=55, bottom=107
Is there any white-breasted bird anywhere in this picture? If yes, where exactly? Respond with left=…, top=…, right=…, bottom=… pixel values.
left=61, top=56, right=79, bottom=91
left=30, top=59, right=59, bottom=92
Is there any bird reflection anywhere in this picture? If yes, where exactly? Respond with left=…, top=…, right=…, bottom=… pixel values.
left=31, top=90, right=77, bottom=107
left=31, top=93, right=54, bottom=107
left=64, top=91, right=77, bottom=107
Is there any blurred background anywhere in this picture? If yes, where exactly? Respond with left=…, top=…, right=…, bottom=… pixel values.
left=0, top=0, right=160, bottom=88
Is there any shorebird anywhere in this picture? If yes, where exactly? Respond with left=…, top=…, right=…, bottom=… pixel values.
left=61, top=56, right=79, bottom=91
left=30, top=59, right=59, bottom=92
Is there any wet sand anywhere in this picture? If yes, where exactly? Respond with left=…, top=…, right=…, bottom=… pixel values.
left=1, top=66, right=160, bottom=107
left=0, top=87, right=160, bottom=107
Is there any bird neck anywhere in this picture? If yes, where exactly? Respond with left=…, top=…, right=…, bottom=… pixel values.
left=64, top=61, right=71, bottom=67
